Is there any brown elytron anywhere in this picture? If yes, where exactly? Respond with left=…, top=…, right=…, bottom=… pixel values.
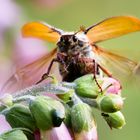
left=2, top=16, right=140, bottom=92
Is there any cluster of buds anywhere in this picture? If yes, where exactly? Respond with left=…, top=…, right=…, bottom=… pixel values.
left=0, top=74, right=125, bottom=140
left=75, top=75, right=125, bottom=129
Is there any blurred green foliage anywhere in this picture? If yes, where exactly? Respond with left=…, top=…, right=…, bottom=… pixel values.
left=4, top=0, right=140, bottom=139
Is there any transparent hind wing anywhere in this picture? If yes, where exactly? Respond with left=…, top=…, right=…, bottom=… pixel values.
left=1, top=48, right=58, bottom=93
left=93, top=46, right=138, bottom=79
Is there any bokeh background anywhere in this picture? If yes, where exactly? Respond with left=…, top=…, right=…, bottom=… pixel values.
left=1, top=0, right=140, bottom=140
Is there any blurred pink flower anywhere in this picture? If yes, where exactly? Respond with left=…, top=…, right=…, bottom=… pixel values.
left=0, top=0, right=19, bottom=31
left=74, top=127, right=98, bottom=140
left=101, top=77, right=121, bottom=94
left=0, top=0, right=20, bottom=51
left=0, top=0, right=20, bottom=91
left=0, top=115, right=11, bottom=135
left=13, top=36, right=48, bottom=68
left=33, top=0, right=67, bottom=9
left=37, top=123, right=72, bottom=140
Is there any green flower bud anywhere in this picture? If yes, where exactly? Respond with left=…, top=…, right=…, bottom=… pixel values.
left=56, top=90, right=74, bottom=103
left=0, top=94, right=13, bottom=107
left=29, top=96, right=65, bottom=130
left=74, top=74, right=94, bottom=84
left=75, top=83, right=98, bottom=99
left=98, top=94, right=123, bottom=113
left=102, top=111, right=126, bottom=129
left=0, top=129, right=28, bottom=140
left=63, top=104, right=71, bottom=128
left=74, top=74, right=102, bottom=99
left=4, top=104, right=36, bottom=131
left=71, top=103, right=95, bottom=133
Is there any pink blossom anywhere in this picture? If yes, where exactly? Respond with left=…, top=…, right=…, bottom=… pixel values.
left=0, top=0, right=20, bottom=91
left=101, top=77, right=121, bottom=94
left=0, top=0, right=19, bottom=31
left=33, top=0, right=66, bottom=9
left=0, top=0, right=20, bottom=55
left=74, top=126, right=98, bottom=140
left=13, top=36, right=48, bottom=68
left=37, top=123, right=72, bottom=140
left=0, top=115, right=11, bottom=134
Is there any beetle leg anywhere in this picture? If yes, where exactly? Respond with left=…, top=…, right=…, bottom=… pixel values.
left=98, top=64, right=112, bottom=77
left=36, top=58, right=58, bottom=84
left=93, top=60, right=103, bottom=93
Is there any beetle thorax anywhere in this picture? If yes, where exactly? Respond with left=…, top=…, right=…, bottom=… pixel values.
left=57, top=32, right=95, bottom=58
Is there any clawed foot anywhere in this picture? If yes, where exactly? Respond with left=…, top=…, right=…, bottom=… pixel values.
left=36, top=74, right=54, bottom=84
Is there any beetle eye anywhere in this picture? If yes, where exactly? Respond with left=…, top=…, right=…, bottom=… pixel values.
left=72, top=36, right=77, bottom=42
left=78, top=40, right=83, bottom=47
